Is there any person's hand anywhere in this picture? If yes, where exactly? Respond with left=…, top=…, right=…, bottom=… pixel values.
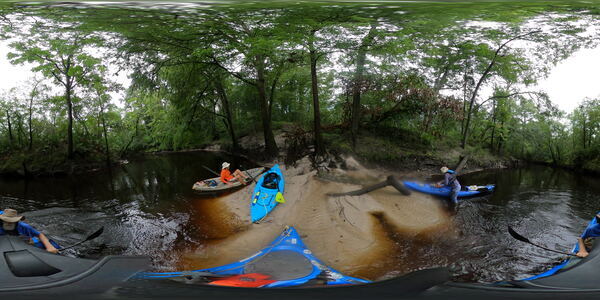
left=46, top=245, right=59, bottom=254
left=576, top=250, right=589, bottom=258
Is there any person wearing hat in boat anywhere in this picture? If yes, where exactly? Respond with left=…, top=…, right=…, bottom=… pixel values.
left=0, top=208, right=58, bottom=253
left=220, top=162, right=249, bottom=185
left=435, top=166, right=461, bottom=204
left=576, top=213, right=600, bottom=258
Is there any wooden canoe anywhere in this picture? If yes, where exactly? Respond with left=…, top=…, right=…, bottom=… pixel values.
left=192, top=167, right=265, bottom=195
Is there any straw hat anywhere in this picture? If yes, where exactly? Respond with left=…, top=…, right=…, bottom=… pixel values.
left=222, top=162, right=231, bottom=169
left=0, top=208, right=24, bottom=223
left=440, top=166, right=449, bottom=174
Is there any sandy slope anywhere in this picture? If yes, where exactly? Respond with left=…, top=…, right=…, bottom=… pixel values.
left=178, top=157, right=452, bottom=280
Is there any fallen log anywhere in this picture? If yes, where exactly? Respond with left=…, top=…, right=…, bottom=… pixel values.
left=453, top=155, right=469, bottom=175
left=327, top=175, right=411, bottom=197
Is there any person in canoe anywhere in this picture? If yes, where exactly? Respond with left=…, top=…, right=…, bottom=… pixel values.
left=220, top=162, right=250, bottom=185
left=435, top=166, right=461, bottom=204
left=576, top=213, right=600, bottom=258
left=0, top=208, right=58, bottom=253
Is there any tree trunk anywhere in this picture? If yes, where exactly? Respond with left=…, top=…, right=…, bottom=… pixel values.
left=461, top=73, right=490, bottom=149
left=211, top=103, right=217, bottom=139
left=497, top=120, right=505, bottom=155
left=548, top=140, right=556, bottom=164
left=351, top=22, right=377, bottom=148
left=66, top=78, right=74, bottom=159
left=6, top=110, right=13, bottom=147
left=120, top=114, right=140, bottom=157
left=99, top=104, right=111, bottom=166
left=16, top=113, right=24, bottom=148
left=461, top=31, right=539, bottom=149
left=460, top=69, right=469, bottom=137
left=582, top=116, right=587, bottom=149
left=28, top=94, right=34, bottom=151
left=255, top=55, right=278, bottom=157
left=309, top=34, right=324, bottom=156
left=215, top=79, right=239, bottom=152
left=490, top=100, right=497, bottom=152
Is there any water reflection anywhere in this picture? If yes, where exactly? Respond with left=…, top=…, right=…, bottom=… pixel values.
left=381, top=166, right=600, bottom=282
left=0, top=151, right=251, bottom=270
left=1, top=157, right=599, bottom=281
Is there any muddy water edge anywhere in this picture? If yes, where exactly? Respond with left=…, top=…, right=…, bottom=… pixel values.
left=0, top=152, right=599, bottom=283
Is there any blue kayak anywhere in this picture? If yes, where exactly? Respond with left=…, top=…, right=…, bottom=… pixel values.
left=0, top=210, right=61, bottom=250
left=250, top=164, right=285, bottom=223
left=402, top=181, right=495, bottom=199
left=520, top=213, right=598, bottom=281
left=138, top=226, right=370, bottom=287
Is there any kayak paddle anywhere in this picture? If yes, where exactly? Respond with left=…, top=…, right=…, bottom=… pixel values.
left=202, top=165, right=221, bottom=177
left=58, top=227, right=104, bottom=252
left=507, top=226, right=577, bottom=257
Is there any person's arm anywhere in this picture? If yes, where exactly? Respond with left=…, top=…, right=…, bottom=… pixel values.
left=576, top=237, right=589, bottom=258
left=435, top=174, right=449, bottom=188
left=38, top=233, right=58, bottom=254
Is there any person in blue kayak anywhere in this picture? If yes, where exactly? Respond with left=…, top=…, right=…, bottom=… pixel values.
left=576, top=213, right=600, bottom=258
left=0, top=208, right=58, bottom=253
left=435, top=166, right=461, bottom=204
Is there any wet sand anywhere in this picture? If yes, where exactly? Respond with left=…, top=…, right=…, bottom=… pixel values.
left=178, top=157, right=453, bottom=280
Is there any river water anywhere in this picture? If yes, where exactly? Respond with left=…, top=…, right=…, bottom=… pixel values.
left=1, top=153, right=599, bottom=282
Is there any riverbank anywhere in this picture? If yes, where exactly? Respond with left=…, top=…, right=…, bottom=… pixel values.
left=208, top=128, right=522, bottom=178
left=175, top=156, right=454, bottom=280
left=0, top=148, right=130, bottom=178
left=0, top=128, right=520, bottom=178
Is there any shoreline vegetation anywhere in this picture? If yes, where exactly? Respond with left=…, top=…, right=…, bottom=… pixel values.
left=3, top=127, right=595, bottom=180
left=1, top=2, right=600, bottom=180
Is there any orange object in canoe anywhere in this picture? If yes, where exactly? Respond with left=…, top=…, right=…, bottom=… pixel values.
left=208, top=273, right=276, bottom=288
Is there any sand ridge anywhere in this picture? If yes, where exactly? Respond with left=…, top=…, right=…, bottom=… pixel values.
left=178, top=157, right=453, bottom=279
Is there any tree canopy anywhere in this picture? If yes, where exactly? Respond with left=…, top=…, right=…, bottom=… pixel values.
left=1, top=1, right=599, bottom=173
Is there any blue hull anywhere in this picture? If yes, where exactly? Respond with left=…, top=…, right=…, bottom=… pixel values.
left=402, top=181, right=495, bottom=199
left=250, top=164, right=285, bottom=223
left=139, top=226, right=370, bottom=287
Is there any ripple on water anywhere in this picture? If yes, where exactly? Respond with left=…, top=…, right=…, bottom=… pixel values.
left=1, top=157, right=598, bottom=283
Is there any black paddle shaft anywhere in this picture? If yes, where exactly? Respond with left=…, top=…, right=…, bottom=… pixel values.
left=507, top=226, right=577, bottom=257
left=58, top=227, right=104, bottom=252
left=202, top=165, right=220, bottom=177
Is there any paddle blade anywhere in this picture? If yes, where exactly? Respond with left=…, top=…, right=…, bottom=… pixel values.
left=85, top=227, right=104, bottom=241
left=507, top=226, right=531, bottom=244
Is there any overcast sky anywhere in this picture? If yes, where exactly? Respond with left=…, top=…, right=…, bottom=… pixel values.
left=1, top=42, right=599, bottom=113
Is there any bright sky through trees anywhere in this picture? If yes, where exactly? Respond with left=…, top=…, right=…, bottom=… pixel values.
left=0, top=43, right=129, bottom=107
left=535, top=46, right=600, bottom=113
left=2, top=40, right=598, bottom=113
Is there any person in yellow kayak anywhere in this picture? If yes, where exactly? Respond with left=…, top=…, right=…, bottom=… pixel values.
left=576, top=213, right=600, bottom=258
left=0, top=208, right=58, bottom=253
left=220, top=162, right=249, bottom=185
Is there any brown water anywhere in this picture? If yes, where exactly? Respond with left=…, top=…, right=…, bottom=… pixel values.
left=0, top=151, right=254, bottom=270
left=1, top=153, right=599, bottom=282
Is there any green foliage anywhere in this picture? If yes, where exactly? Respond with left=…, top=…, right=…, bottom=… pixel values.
left=1, top=1, right=600, bottom=174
